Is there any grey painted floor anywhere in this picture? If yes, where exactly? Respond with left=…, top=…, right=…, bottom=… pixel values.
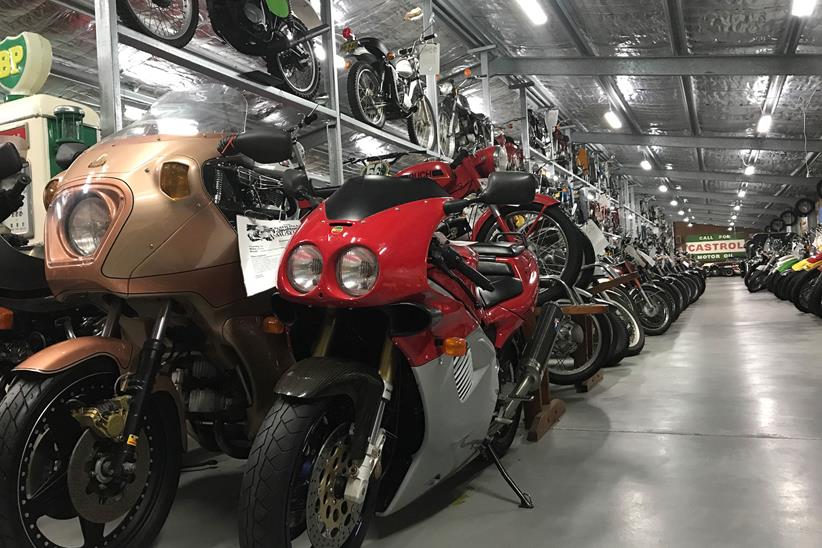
left=153, top=278, right=822, bottom=547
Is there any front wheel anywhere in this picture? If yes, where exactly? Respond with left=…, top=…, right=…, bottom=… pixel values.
left=476, top=203, right=584, bottom=305
left=407, top=96, right=437, bottom=150
left=347, top=62, right=386, bottom=128
left=0, top=361, right=181, bottom=548
left=239, top=397, right=375, bottom=548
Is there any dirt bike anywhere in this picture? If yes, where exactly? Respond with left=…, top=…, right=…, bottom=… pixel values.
left=341, top=27, right=438, bottom=150
left=238, top=171, right=564, bottom=547
left=117, top=0, right=324, bottom=99
left=0, top=85, right=308, bottom=548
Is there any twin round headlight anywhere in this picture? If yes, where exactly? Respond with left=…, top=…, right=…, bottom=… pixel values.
left=286, top=244, right=378, bottom=296
left=66, top=196, right=111, bottom=256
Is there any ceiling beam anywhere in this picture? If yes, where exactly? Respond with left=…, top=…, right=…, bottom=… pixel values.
left=487, top=54, right=822, bottom=77
left=574, top=132, right=822, bottom=153
left=619, top=167, right=818, bottom=187
left=640, top=188, right=797, bottom=205
left=659, top=203, right=780, bottom=216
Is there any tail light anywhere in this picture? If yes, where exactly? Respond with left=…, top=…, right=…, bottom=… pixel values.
left=342, top=27, right=353, bottom=40
left=0, top=307, right=13, bottom=330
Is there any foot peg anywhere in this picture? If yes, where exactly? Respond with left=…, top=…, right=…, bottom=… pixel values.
left=482, top=441, right=534, bottom=509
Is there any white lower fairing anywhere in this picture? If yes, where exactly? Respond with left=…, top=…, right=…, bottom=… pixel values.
left=380, top=327, right=498, bottom=515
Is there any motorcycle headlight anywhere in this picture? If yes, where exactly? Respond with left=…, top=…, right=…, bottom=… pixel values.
left=66, top=196, right=111, bottom=256
left=493, top=146, right=507, bottom=171
left=337, top=246, right=378, bottom=296
left=287, top=244, right=323, bottom=293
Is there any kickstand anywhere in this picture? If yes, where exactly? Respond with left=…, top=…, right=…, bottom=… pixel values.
left=482, top=441, right=534, bottom=509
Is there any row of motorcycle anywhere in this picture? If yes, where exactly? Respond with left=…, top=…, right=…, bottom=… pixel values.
left=744, top=229, right=822, bottom=317
left=0, top=85, right=703, bottom=548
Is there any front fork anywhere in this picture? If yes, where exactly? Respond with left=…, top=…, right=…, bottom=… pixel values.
left=113, top=300, right=173, bottom=477
left=313, top=311, right=394, bottom=506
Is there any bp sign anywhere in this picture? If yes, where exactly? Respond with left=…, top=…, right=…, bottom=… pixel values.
left=685, top=233, right=746, bottom=261
left=0, top=32, right=52, bottom=96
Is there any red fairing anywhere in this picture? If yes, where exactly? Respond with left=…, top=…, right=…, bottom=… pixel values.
left=277, top=198, right=450, bottom=307
left=469, top=192, right=561, bottom=240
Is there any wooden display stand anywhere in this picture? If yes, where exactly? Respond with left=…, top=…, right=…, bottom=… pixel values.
left=588, top=273, right=639, bottom=295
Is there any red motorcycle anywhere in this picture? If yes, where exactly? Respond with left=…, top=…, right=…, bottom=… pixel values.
left=397, top=144, right=585, bottom=302
left=238, top=171, right=563, bottom=548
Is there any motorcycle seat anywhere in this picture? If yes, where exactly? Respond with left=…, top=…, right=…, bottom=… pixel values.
left=469, top=242, right=525, bottom=257
left=477, top=260, right=513, bottom=276
left=0, top=237, right=51, bottom=299
left=478, top=276, right=523, bottom=308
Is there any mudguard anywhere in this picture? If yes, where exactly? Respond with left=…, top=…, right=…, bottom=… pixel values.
left=469, top=193, right=561, bottom=240
left=291, top=0, right=321, bottom=28
left=13, top=336, right=187, bottom=448
left=276, top=357, right=384, bottom=456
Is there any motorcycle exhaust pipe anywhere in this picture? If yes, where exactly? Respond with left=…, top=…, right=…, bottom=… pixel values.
left=496, top=302, right=563, bottom=425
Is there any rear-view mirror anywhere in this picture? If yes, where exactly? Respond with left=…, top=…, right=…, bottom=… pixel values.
left=482, top=171, right=536, bottom=205
left=231, top=130, right=293, bottom=164
left=0, top=142, right=23, bottom=179
left=55, top=142, right=89, bottom=170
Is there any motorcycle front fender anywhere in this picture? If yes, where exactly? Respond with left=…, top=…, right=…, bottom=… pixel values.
left=13, top=336, right=188, bottom=449
left=290, top=0, right=321, bottom=28
left=469, top=193, right=561, bottom=240
left=275, top=357, right=384, bottom=457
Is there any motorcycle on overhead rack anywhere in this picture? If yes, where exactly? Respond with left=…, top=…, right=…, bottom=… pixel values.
left=0, top=85, right=312, bottom=548
left=238, top=170, right=566, bottom=547
left=117, top=0, right=325, bottom=99
left=438, top=70, right=493, bottom=158
left=341, top=27, right=438, bottom=150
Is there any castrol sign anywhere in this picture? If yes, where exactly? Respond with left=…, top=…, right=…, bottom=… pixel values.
left=685, top=233, right=746, bottom=261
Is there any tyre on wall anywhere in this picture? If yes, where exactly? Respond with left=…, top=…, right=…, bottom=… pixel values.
left=795, top=198, right=816, bottom=217
left=780, top=209, right=797, bottom=227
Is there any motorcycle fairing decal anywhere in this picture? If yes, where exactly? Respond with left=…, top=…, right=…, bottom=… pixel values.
left=379, top=327, right=498, bottom=516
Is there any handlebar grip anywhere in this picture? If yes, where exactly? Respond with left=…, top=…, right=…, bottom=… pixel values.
left=422, top=33, right=437, bottom=41
left=11, top=176, right=31, bottom=195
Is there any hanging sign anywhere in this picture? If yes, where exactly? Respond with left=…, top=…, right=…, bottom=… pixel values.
left=685, top=233, right=746, bottom=261
left=0, top=32, right=52, bottom=96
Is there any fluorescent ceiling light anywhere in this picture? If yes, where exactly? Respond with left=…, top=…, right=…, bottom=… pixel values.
left=727, top=227, right=732, bottom=231
left=678, top=210, right=685, bottom=216
left=744, top=165, right=755, bottom=176
left=640, top=159, right=652, bottom=170
left=665, top=164, right=673, bottom=170
left=756, top=114, right=773, bottom=134
left=738, top=189, right=747, bottom=198
left=734, top=205, right=741, bottom=211
left=732, top=214, right=738, bottom=220
left=658, top=183, right=668, bottom=192
left=670, top=199, right=678, bottom=206
left=684, top=217, right=690, bottom=222
left=515, top=0, right=548, bottom=25
left=688, top=223, right=693, bottom=227
left=604, top=110, right=622, bottom=129
left=792, top=0, right=816, bottom=17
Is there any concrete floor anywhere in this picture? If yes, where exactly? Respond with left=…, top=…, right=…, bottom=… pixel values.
left=154, top=278, right=822, bottom=547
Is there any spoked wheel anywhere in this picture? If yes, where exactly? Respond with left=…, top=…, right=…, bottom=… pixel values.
left=794, top=270, right=821, bottom=313
left=117, top=0, right=198, bottom=48
left=347, top=62, right=386, bottom=128
left=240, top=397, right=376, bottom=548
left=0, top=362, right=181, bottom=548
left=747, top=270, right=769, bottom=293
left=545, top=303, right=611, bottom=385
left=476, top=203, right=584, bottom=305
left=439, top=109, right=457, bottom=158
left=266, top=20, right=321, bottom=100
left=407, top=96, right=437, bottom=150
left=630, top=286, right=673, bottom=336
left=606, top=295, right=645, bottom=357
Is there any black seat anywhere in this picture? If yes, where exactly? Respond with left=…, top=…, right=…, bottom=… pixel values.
left=478, top=276, right=523, bottom=308
left=0, top=238, right=51, bottom=299
left=469, top=242, right=525, bottom=258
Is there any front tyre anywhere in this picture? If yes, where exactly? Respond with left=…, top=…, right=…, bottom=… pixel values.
left=239, top=397, right=375, bottom=548
left=117, top=0, right=198, bottom=48
left=407, top=96, right=437, bottom=150
left=266, top=20, right=321, bottom=100
left=0, top=361, right=181, bottom=548
left=347, top=62, right=386, bottom=128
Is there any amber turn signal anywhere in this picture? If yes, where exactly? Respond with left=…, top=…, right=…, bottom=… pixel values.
left=262, top=316, right=285, bottom=334
left=0, top=307, right=13, bottom=330
left=463, top=67, right=472, bottom=77
left=386, top=51, right=396, bottom=61
left=160, top=162, right=191, bottom=200
left=43, top=178, right=60, bottom=209
left=443, top=337, right=467, bottom=356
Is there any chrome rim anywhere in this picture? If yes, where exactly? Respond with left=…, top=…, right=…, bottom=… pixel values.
left=127, top=0, right=195, bottom=40
left=356, top=68, right=385, bottom=126
left=547, top=305, right=604, bottom=376
left=412, top=99, right=436, bottom=150
left=276, top=23, right=319, bottom=94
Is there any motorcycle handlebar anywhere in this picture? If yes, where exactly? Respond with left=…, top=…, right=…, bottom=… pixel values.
left=422, top=33, right=437, bottom=41
left=454, top=258, right=495, bottom=292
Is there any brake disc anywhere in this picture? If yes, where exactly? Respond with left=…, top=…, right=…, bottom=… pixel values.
left=306, top=423, right=362, bottom=548
left=67, top=430, right=150, bottom=524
